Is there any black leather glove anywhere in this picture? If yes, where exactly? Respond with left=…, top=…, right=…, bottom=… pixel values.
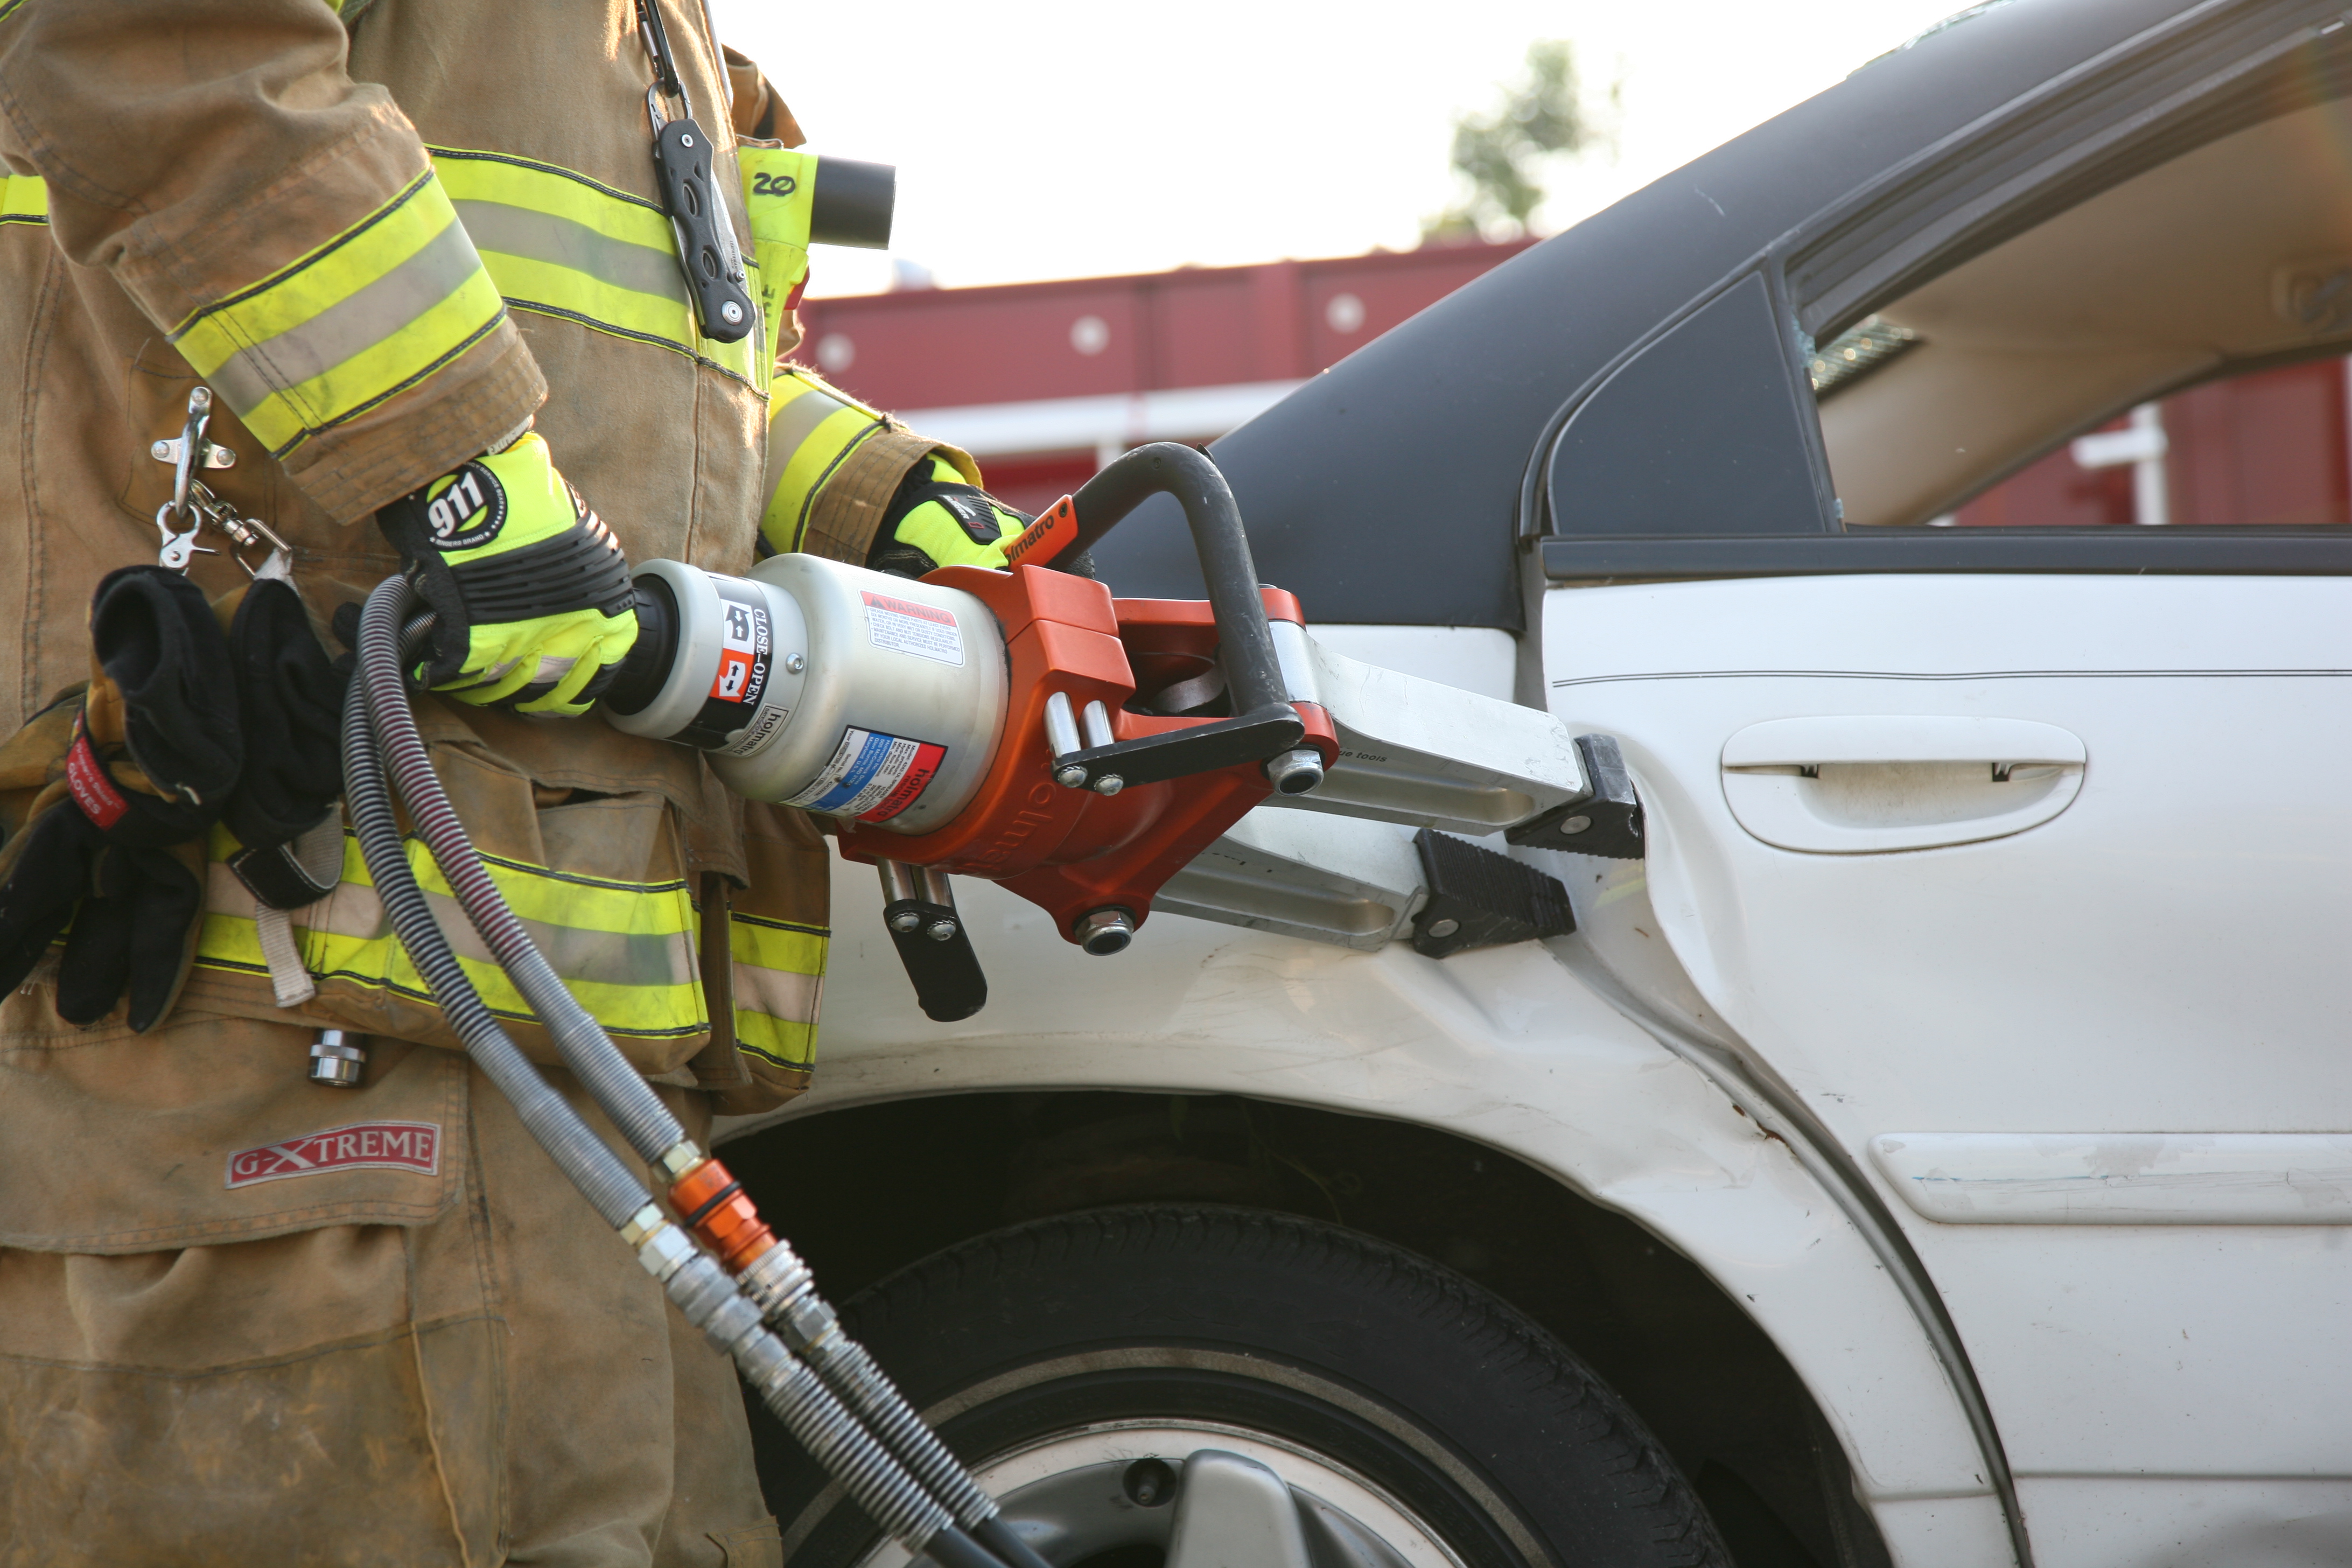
left=220, top=578, right=350, bottom=909
left=0, top=567, right=243, bottom=1030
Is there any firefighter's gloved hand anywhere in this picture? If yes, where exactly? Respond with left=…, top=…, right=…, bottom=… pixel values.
left=375, top=431, right=639, bottom=716
left=219, top=578, right=351, bottom=909
left=866, top=454, right=1032, bottom=578
left=0, top=566, right=243, bottom=1031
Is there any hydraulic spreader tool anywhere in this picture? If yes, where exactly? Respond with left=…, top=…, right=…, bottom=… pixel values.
left=597, top=443, right=1642, bottom=1018
left=345, top=445, right=1634, bottom=1568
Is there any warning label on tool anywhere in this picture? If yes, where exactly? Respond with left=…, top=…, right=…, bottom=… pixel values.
left=862, top=590, right=963, bottom=667
left=785, top=727, right=949, bottom=822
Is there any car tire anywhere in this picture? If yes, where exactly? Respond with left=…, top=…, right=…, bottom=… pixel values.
left=754, top=1205, right=1728, bottom=1568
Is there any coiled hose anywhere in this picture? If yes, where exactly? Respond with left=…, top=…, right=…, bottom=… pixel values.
left=346, top=578, right=1014, bottom=1568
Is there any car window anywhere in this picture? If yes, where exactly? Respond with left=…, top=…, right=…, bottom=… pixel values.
left=1931, top=358, right=2349, bottom=527
left=1817, top=94, right=2352, bottom=529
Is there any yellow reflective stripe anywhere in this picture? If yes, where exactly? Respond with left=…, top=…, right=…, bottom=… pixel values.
left=736, top=146, right=815, bottom=362
left=1, top=173, right=46, bottom=226
left=0, top=0, right=26, bottom=25
left=760, top=369, right=886, bottom=552
left=735, top=1013, right=816, bottom=1069
left=167, top=170, right=506, bottom=458
left=430, top=146, right=763, bottom=389
left=730, top=911, right=825, bottom=1068
left=195, top=832, right=708, bottom=1042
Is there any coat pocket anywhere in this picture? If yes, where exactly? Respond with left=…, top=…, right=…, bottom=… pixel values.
left=0, top=1011, right=466, bottom=1253
left=183, top=737, right=714, bottom=1076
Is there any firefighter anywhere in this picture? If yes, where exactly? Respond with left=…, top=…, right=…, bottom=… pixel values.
left=0, top=1, right=1030, bottom=1560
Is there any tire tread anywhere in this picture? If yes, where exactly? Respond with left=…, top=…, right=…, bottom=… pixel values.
left=849, top=1205, right=1729, bottom=1568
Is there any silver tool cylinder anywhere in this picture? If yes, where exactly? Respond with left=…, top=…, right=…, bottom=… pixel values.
left=609, top=556, right=1008, bottom=834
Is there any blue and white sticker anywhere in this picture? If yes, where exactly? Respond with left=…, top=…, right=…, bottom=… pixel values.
left=785, top=727, right=948, bottom=822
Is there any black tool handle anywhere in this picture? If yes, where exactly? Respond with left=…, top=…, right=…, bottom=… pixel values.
left=883, top=900, right=989, bottom=1023
left=653, top=117, right=756, bottom=344
left=1065, top=443, right=1291, bottom=724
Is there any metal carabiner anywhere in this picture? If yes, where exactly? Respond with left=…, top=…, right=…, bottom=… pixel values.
left=148, top=384, right=292, bottom=577
left=636, top=0, right=692, bottom=131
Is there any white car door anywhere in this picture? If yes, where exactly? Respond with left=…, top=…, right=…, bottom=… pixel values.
left=1534, top=87, right=2352, bottom=1568
left=1549, top=573, right=2352, bottom=1524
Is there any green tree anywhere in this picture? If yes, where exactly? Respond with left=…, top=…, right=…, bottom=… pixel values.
left=1425, top=41, right=1607, bottom=243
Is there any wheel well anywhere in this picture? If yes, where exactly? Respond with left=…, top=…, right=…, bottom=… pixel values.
left=723, top=1090, right=1890, bottom=1568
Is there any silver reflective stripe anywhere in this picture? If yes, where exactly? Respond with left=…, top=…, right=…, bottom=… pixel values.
left=735, top=961, right=821, bottom=1025
left=202, top=218, right=487, bottom=417
left=769, top=379, right=853, bottom=457
left=453, top=199, right=687, bottom=304
left=207, top=862, right=697, bottom=991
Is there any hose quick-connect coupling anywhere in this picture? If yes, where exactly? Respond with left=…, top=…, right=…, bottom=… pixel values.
left=669, top=1155, right=778, bottom=1272
left=740, top=1235, right=841, bottom=1349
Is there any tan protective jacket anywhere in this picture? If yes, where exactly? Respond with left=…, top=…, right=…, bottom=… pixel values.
left=0, top=4, right=956, bottom=1559
left=0, top=0, right=946, bottom=1103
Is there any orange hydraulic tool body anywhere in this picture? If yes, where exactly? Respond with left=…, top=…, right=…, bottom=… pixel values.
left=837, top=565, right=1338, bottom=944
left=606, top=442, right=1338, bottom=1019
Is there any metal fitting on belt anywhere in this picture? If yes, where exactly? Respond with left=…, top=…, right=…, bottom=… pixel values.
left=307, top=1030, right=367, bottom=1087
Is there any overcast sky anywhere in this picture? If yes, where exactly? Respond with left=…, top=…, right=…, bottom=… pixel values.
left=719, top=0, right=1977, bottom=296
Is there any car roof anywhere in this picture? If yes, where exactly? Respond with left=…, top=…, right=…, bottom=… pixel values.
left=1090, top=0, right=2207, bottom=627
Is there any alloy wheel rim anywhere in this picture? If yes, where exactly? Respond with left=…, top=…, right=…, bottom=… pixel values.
left=852, top=1419, right=1468, bottom=1568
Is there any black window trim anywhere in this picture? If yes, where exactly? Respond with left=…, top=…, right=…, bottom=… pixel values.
left=1788, top=0, right=2352, bottom=343
left=1526, top=2, right=2352, bottom=581
left=1541, top=528, right=2352, bottom=583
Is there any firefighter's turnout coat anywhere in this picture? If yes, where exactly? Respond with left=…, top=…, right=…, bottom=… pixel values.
left=0, top=1, right=946, bottom=1558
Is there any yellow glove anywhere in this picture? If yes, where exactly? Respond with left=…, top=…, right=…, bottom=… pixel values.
left=866, top=454, right=1032, bottom=578
left=375, top=432, right=639, bottom=716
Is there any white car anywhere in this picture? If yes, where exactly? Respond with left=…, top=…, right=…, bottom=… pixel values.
left=720, top=4, right=2352, bottom=1565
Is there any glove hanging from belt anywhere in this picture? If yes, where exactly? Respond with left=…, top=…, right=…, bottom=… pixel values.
left=375, top=429, right=640, bottom=716
left=219, top=577, right=351, bottom=912
left=0, top=567, right=243, bottom=1031
left=867, top=453, right=1033, bottom=578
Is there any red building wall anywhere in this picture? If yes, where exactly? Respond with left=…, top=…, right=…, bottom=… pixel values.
left=794, top=241, right=1534, bottom=413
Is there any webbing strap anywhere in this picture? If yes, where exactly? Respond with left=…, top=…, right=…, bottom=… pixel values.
left=736, top=145, right=815, bottom=363
left=429, top=146, right=766, bottom=389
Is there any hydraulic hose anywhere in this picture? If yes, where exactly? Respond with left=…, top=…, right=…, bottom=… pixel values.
left=340, top=630, right=649, bottom=1227
left=346, top=578, right=1007, bottom=1568
left=352, top=606, right=690, bottom=1172
left=353, top=576, right=1047, bottom=1568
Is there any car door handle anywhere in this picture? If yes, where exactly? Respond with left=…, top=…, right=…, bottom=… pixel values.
left=1720, top=716, right=2085, bottom=853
